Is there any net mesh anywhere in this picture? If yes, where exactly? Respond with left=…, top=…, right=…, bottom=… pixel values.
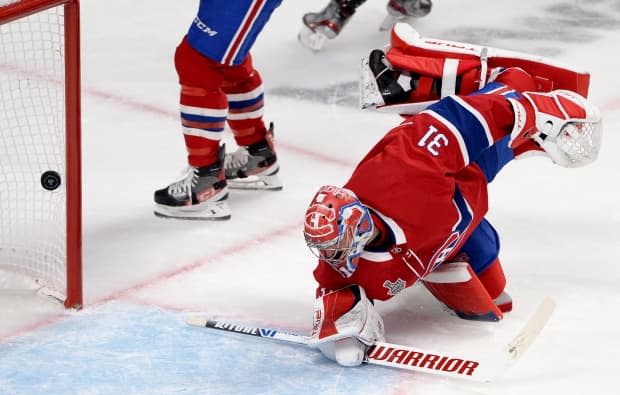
left=557, top=121, right=601, bottom=167
left=0, top=3, right=67, bottom=296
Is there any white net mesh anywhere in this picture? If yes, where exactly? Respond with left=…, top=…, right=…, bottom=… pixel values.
left=0, top=3, right=67, bottom=296
left=557, top=121, right=602, bottom=167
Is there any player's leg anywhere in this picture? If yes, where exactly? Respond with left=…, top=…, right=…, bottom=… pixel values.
left=221, top=55, right=282, bottom=191
left=153, top=36, right=230, bottom=219
left=380, top=0, right=432, bottom=31
left=423, top=219, right=512, bottom=321
left=299, top=0, right=367, bottom=51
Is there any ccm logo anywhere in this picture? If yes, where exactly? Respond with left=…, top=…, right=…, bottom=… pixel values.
left=193, top=16, right=217, bottom=37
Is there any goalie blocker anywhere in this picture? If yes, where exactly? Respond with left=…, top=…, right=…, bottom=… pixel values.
left=361, top=23, right=591, bottom=114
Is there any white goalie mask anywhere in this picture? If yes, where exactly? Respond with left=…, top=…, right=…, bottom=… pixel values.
left=524, top=90, right=602, bottom=168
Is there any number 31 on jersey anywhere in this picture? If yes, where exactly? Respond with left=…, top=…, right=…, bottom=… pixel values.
left=418, top=125, right=448, bottom=156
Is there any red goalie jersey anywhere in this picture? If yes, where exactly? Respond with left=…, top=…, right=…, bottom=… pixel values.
left=313, top=67, right=539, bottom=301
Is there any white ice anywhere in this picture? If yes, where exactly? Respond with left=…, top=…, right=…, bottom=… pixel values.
left=1, top=0, right=619, bottom=394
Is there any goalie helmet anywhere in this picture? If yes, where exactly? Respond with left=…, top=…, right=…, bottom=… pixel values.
left=523, top=90, right=602, bottom=167
left=303, top=185, right=374, bottom=278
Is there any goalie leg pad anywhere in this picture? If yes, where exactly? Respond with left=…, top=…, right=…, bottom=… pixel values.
left=423, top=261, right=505, bottom=322
left=375, top=23, right=590, bottom=113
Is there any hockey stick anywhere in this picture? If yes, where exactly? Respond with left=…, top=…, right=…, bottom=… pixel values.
left=186, top=296, right=556, bottom=382
left=185, top=316, right=310, bottom=345
left=505, top=296, right=556, bottom=361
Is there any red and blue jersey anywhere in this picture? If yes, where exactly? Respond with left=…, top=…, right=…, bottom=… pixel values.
left=313, top=68, right=538, bottom=301
left=187, top=0, right=282, bottom=66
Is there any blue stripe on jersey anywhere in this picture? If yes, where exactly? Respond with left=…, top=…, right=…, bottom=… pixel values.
left=474, top=136, right=515, bottom=183
left=228, top=93, right=264, bottom=109
left=470, top=82, right=523, bottom=100
left=428, top=97, right=490, bottom=164
left=452, top=186, right=473, bottom=235
left=469, top=81, right=505, bottom=95
left=187, top=0, right=282, bottom=65
left=502, top=90, right=523, bottom=100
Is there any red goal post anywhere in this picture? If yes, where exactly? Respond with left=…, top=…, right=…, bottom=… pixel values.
left=0, top=0, right=82, bottom=309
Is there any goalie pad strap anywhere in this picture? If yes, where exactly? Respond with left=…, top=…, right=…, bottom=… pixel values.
left=441, top=59, right=459, bottom=98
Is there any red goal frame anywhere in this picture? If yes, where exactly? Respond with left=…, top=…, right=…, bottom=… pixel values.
left=0, top=0, right=82, bottom=309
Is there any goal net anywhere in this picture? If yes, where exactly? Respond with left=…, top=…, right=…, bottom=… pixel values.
left=0, top=0, right=82, bottom=308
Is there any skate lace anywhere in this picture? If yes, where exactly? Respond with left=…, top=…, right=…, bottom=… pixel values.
left=168, top=167, right=198, bottom=195
left=224, top=147, right=250, bottom=171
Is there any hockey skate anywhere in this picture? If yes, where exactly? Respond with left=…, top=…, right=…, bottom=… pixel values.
left=224, top=123, right=282, bottom=191
left=360, top=49, right=411, bottom=109
left=298, top=0, right=363, bottom=52
left=154, top=146, right=230, bottom=220
left=379, top=0, right=432, bottom=32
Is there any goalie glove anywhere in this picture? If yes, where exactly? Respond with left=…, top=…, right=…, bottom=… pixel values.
left=508, top=90, right=602, bottom=167
left=309, top=285, right=385, bottom=367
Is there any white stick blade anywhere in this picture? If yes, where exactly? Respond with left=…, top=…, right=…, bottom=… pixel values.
left=505, top=296, right=557, bottom=361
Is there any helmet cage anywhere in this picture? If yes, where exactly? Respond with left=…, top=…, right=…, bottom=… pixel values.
left=553, top=119, right=602, bottom=167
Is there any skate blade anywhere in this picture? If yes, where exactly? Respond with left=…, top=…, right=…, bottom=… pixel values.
left=228, top=173, right=283, bottom=191
left=298, top=24, right=327, bottom=52
left=154, top=200, right=231, bottom=220
left=359, top=56, right=385, bottom=109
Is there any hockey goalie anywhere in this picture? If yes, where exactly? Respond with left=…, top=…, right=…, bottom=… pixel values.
left=303, top=27, right=602, bottom=366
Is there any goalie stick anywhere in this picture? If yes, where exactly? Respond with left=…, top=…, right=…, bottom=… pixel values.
left=186, top=296, right=556, bottom=382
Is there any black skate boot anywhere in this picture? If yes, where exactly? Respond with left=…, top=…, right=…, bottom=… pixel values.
left=299, top=0, right=367, bottom=51
left=154, top=145, right=230, bottom=220
left=360, top=49, right=413, bottom=109
left=224, top=123, right=282, bottom=191
left=380, top=0, right=433, bottom=31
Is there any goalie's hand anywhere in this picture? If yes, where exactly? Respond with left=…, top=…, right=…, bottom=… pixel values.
left=309, top=285, right=385, bottom=367
left=508, top=90, right=602, bottom=167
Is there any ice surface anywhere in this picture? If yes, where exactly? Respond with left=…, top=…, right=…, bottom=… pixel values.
left=1, top=0, right=619, bottom=394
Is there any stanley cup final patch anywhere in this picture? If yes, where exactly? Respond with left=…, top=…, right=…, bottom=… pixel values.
left=383, top=278, right=406, bottom=296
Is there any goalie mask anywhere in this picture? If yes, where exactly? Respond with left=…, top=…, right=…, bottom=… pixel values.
left=303, top=185, right=374, bottom=278
left=523, top=90, right=602, bottom=168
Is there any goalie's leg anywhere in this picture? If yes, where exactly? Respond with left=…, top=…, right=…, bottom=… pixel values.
left=360, top=49, right=413, bottom=109
left=423, top=259, right=511, bottom=321
left=423, top=218, right=511, bottom=321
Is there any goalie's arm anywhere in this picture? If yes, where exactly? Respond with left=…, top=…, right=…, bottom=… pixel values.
left=309, top=285, right=385, bottom=367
